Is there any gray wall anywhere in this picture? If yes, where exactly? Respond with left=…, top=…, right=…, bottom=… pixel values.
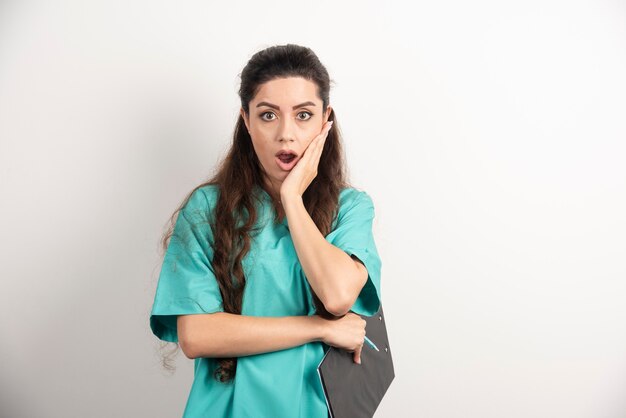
left=1, top=0, right=625, bottom=417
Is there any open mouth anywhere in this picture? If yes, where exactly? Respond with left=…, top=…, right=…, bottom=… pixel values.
left=275, top=153, right=299, bottom=171
left=278, top=154, right=296, bottom=163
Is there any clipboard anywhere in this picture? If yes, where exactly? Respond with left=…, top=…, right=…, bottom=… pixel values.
left=317, top=304, right=395, bottom=418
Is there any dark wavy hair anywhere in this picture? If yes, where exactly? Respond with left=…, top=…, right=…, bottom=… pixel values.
left=155, top=43, right=351, bottom=383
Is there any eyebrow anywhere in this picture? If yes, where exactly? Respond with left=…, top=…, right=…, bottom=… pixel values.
left=255, top=101, right=317, bottom=110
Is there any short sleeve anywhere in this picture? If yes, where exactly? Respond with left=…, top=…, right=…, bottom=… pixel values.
left=324, top=190, right=382, bottom=317
left=150, top=187, right=224, bottom=343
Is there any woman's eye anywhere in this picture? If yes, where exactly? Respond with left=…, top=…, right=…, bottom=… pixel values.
left=260, top=112, right=276, bottom=121
left=260, top=111, right=313, bottom=121
left=297, top=111, right=313, bottom=120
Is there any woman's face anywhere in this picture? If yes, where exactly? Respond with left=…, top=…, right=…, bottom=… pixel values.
left=241, top=76, right=332, bottom=194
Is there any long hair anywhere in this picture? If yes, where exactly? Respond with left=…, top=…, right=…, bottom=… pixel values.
left=156, top=44, right=350, bottom=383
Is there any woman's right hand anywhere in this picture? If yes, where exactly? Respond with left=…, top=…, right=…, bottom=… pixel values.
left=319, top=312, right=366, bottom=365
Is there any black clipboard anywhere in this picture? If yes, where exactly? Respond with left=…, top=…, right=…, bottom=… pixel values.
left=317, top=304, right=395, bottom=418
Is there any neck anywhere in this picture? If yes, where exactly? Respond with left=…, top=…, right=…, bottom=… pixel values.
left=262, top=178, right=282, bottom=203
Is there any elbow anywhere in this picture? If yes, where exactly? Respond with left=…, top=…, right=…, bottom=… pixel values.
left=324, top=267, right=366, bottom=317
left=177, top=313, right=224, bottom=359
left=327, top=306, right=351, bottom=317
left=177, top=316, right=199, bottom=359
left=325, top=295, right=353, bottom=317
left=178, top=332, right=198, bottom=359
left=179, top=336, right=198, bottom=359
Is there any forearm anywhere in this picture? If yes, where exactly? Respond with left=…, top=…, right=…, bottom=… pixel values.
left=281, top=193, right=363, bottom=314
left=177, top=312, right=326, bottom=359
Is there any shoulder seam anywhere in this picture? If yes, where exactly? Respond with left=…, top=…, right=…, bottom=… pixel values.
left=341, top=189, right=369, bottom=215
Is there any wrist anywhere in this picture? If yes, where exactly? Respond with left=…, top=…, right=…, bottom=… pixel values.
left=309, top=315, right=328, bottom=343
left=280, top=191, right=302, bottom=205
left=281, top=194, right=304, bottom=220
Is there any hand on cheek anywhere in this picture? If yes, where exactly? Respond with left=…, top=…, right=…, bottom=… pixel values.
left=279, top=121, right=333, bottom=199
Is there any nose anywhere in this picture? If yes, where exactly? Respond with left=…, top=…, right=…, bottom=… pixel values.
left=277, top=117, right=296, bottom=142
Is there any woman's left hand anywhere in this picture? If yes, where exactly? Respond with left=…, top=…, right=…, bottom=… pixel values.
left=280, top=120, right=333, bottom=199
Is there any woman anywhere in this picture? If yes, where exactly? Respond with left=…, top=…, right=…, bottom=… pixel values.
left=150, top=43, right=382, bottom=418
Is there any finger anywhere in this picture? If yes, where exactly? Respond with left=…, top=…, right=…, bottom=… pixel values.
left=310, top=141, right=324, bottom=169
left=314, top=124, right=331, bottom=155
left=303, top=123, right=331, bottom=166
left=303, top=128, right=325, bottom=157
left=306, top=135, right=325, bottom=166
left=320, top=122, right=332, bottom=142
left=316, top=122, right=332, bottom=143
left=354, top=345, right=362, bottom=365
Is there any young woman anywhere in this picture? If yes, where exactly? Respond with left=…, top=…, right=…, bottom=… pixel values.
left=150, top=43, right=382, bottom=418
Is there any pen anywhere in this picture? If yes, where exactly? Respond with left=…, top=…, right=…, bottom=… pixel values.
left=364, top=335, right=379, bottom=352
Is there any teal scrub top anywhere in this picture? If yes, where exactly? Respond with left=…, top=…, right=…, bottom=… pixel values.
left=150, top=184, right=382, bottom=418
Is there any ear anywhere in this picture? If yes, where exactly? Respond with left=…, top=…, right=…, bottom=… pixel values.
left=324, top=105, right=332, bottom=123
left=240, top=108, right=250, bottom=132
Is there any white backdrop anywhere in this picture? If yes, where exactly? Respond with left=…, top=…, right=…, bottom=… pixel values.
left=1, top=1, right=625, bottom=417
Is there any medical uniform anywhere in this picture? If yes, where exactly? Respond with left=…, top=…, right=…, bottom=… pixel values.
left=150, top=183, right=382, bottom=418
